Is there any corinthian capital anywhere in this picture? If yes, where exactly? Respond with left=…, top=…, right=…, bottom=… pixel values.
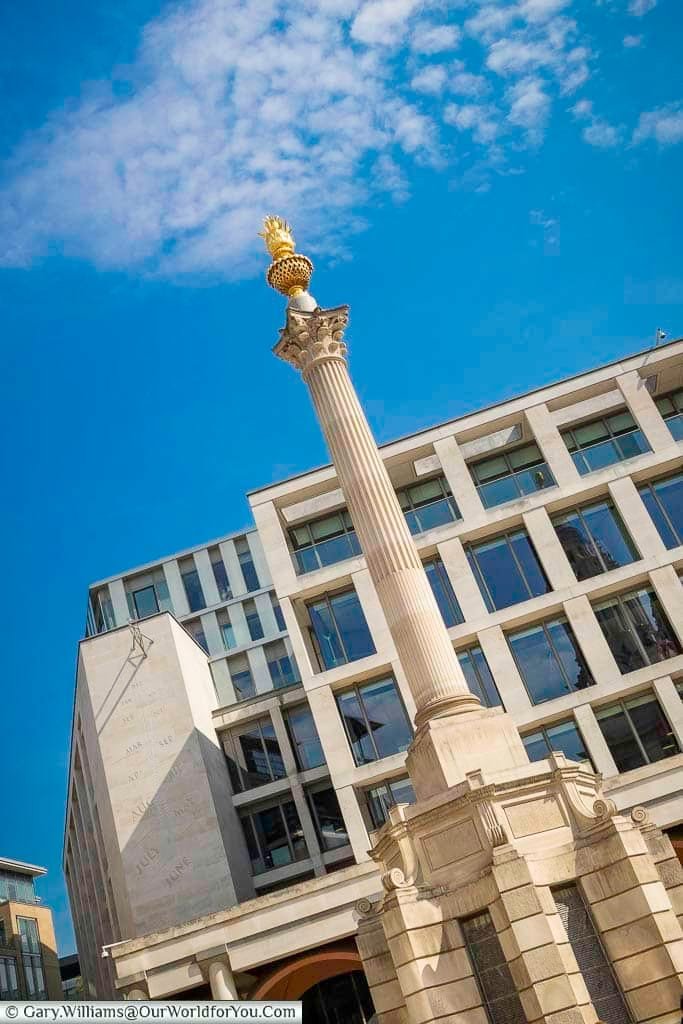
left=273, top=304, right=349, bottom=375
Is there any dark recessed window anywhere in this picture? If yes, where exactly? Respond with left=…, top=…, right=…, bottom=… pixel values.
left=336, top=676, right=412, bottom=766
left=306, top=785, right=349, bottom=851
left=594, top=587, right=680, bottom=674
left=180, top=561, right=206, bottom=613
left=466, top=529, right=551, bottom=611
left=522, top=720, right=592, bottom=767
left=364, top=776, right=416, bottom=830
left=0, top=955, right=19, bottom=999
left=271, top=595, right=286, bottom=632
left=638, top=472, right=683, bottom=549
left=457, top=646, right=502, bottom=707
left=236, top=538, right=260, bottom=592
left=265, top=640, right=300, bottom=690
left=240, top=799, right=308, bottom=875
left=186, top=619, right=209, bottom=654
left=228, top=654, right=255, bottom=701
left=307, top=588, right=375, bottom=671
left=209, top=548, right=232, bottom=601
left=396, top=476, right=460, bottom=535
left=562, top=410, right=650, bottom=475
left=423, top=557, right=464, bottom=627
left=469, top=443, right=555, bottom=509
left=655, top=387, right=683, bottom=441
left=290, top=509, right=361, bottom=574
left=508, top=617, right=594, bottom=705
left=244, top=600, right=264, bottom=641
left=596, top=694, right=679, bottom=772
left=285, top=705, right=325, bottom=771
left=553, top=500, right=639, bottom=580
left=225, top=717, right=285, bottom=793
left=461, top=913, right=526, bottom=1024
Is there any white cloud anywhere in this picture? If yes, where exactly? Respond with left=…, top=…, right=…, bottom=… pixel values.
left=571, top=98, right=620, bottom=147
left=506, top=77, right=550, bottom=139
left=623, top=34, right=642, bottom=47
left=628, top=0, right=656, bottom=15
left=633, top=104, right=683, bottom=145
left=450, top=71, right=489, bottom=97
left=410, top=23, right=461, bottom=54
left=351, top=0, right=420, bottom=45
left=444, top=102, right=501, bottom=143
left=411, top=66, right=448, bottom=94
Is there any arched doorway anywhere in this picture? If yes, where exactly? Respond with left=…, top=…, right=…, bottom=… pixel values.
left=251, top=945, right=363, bottom=1000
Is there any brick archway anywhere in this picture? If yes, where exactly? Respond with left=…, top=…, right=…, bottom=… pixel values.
left=251, top=944, right=362, bottom=1000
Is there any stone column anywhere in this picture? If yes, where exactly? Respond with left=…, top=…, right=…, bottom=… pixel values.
left=208, top=960, right=238, bottom=1000
left=274, top=304, right=528, bottom=798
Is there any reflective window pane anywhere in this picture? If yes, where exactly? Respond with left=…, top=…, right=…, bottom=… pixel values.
left=639, top=473, right=683, bottom=549
left=457, top=647, right=501, bottom=707
left=467, top=531, right=550, bottom=612
left=337, top=677, right=412, bottom=766
left=424, top=557, right=463, bottom=627
left=596, top=694, right=679, bottom=773
left=132, top=586, right=158, bottom=619
left=286, top=705, right=325, bottom=770
left=555, top=501, right=638, bottom=580
left=595, top=588, right=681, bottom=674
left=308, top=787, right=349, bottom=850
left=627, top=695, right=679, bottom=764
left=595, top=705, right=645, bottom=772
left=470, top=444, right=555, bottom=508
left=509, top=619, right=593, bottom=705
left=308, top=589, right=375, bottom=671
left=365, top=776, right=416, bottom=829
left=181, top=568, right=205, bottom=612
left=337, top=689, right=375, bottom=765
left=523, top=720, right=591, bottom=765
left=563, top=413, right=651, bottom=475
left=211, top=556, right=232, bottom=601
left=397, top=476, right=460, bottom=535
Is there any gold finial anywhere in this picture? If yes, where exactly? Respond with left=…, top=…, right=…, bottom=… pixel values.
left=259, top=215, right=314, bottom=299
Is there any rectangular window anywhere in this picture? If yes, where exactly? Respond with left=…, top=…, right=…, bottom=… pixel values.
left=596, top=694, right=679, bottom=772
left=457, top=646, right=502, bottom=707
left=306, top=785, right=349, bottom=851
left=126, top=570, right=172, bottom=621
left=508, top=618, right=594, bottom=704
left=17, top=918, right=46, bottom=1000
left=553, top=500, right=638, bottom=580
left=218, top=611, right=236, bottom=650
left=655, top=387, right=683, bottom=441
left=236, top=538, right=260, bottom=592
left=594, top=587, right=681, bottom=674
left=469, top=442, right=555, bottom=509
left=209, top=547, right=232, bottom=601
left=265, top=639, right=300, bottom=690
left=466, top=529, right=551, bottom=611
left=224, top=717, right=285, bottom=793
left=522, top=719, right=592, bottom=767
left=88, top=586, right=115, bottom=636
left=271, top=595, right=286, bottom=632
left=562, top=410, right=650, bottom=475
left=396, top=476, right=460, bottom=535
left=290, top=509, right=361, bottom=574
left=228, top=654, right=255, bottom=701
left=423, top=557, right=464, bottom=627
left=307, top=588, right=375, bottom=671
left=336, top=676, right=412, bottom=766
left=0, top=957, right=19, bottom=999
left=461, top=912, right=526, bottom=1024
left=0, top=871, right=37, bottom=904
left=554, top=885, right=633, bottom=1024
left=638, top=472, right=683, bottom=549
left=285, top=705, right=326, bottom=771
left=365, top=776, right=416, bottom=830
left=244, top=600, right=264, bottom=641
left=186, top=619, right=209, bottom=654
left=179, top=559, right=206, bottom=612
left=240, top=798, right=308, bottom=875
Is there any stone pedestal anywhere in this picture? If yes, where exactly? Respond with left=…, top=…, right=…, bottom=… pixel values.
left=356, top=755, right=683, bottom=1024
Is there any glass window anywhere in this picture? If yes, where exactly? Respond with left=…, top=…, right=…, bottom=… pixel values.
left=562, top=410, right=650, bottom=475
left=522, top=719, right=592, bottom=767
left=290, top=509, right=362, bottom=574
left=240, top=799, right=308, bottom=874
left=594, top=587, right=681, bottom=674
left=461, top=913, right=527, bottom=1024
left=553, top=500, right=638, bottom=580
left=219, top=613, right=236, bottom=650
left=308, top=589, right=375, bottom=671
left=186, top=619, right=208, bottom=654
left=131, top=585, right=158, bottom=619
left=265, top=639, right=300, bottom=690
left=271, top=595, right=286, bottom=632
left=236, top=538, right=260, bottom=592
left=244, top=600, right=264, bottom=641
left=0, top=871, right=36, bottom=904
left=365, top=776, right=416, bottom=829
left=423, top=557, right=464, bottom=627
left=17, top=918, right=46, bottom=1000
left=209, top=549, right=232, bottom=601
left=225, top=717, right=285, bottom=793
left=180, top=562, right=205, bottom=612
left=396, top=476, right=460, bottom=535
left=228, top=654, right=255, bottom=701
left=88, top=586, right=116, bottom=636
left=285, top=705, right=326, bottom=770
left=553, top=885, right=633, bottom=1023
left=307, top=785, right=349, bottom=851
left=126, top=571, right=172, bottom=621
left=0, top=957, right=19, bottom=999
left=337, top=677, right=413, bottom=766
left=638, top=472, right=683, bottom=549
left=508, top=617, right=594, bottom=704
left=466, top=529, right=550, bottom=611
left=596, top=694, right=680, bottom=772
left=655, top=387, right=683, bottom=441
left=457, top=646, right=501, bottom=707
left=469, top=442, right=555, bottom=509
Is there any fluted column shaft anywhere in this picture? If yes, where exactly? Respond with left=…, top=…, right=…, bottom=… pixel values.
left=276, top=305, right=478, bottom=725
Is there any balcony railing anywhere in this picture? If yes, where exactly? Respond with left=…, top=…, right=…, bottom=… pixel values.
left=475, top=462, right=555, bottom=509
left=403, top=494, right=460, bottom=534
left=569, top=428, right=649, bottom=475
left=293, top=532, right=362, bottom=574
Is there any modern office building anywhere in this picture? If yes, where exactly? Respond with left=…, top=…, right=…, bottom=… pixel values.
left=65, top=338, right=683, bottom=1011
left=0, top=857, right=62, bottom=1000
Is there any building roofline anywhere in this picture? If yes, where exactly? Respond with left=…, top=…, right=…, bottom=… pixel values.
left=0, top=857, right=47, bottom=878
left=247, top=335, right=683, bottom=498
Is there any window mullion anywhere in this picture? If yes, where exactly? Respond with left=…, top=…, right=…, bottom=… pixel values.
left=281, top=804, right=296, bottom=861
left=621, top=597, right=650, bottom=666
left=544, top=623, right=572, bottom=690
left=330, top=596, right=348, bottom=663
left=655, top=488, right=680, bottom=545
left=506, top=532, right=532, bottom=598
left=469, top=548, right=495, bottom=611
left=625, top=705, right=650, bottom=764
left=359, top=688, right=380, bottom=760
left=578, top=508, right=606, bottom=572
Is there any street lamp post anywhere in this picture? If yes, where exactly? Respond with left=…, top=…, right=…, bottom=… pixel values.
left=260, top=217, right=528, bottom=799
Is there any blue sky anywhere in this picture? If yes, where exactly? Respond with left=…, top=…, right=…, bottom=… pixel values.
left=0, top=0, right=681, bottom=956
